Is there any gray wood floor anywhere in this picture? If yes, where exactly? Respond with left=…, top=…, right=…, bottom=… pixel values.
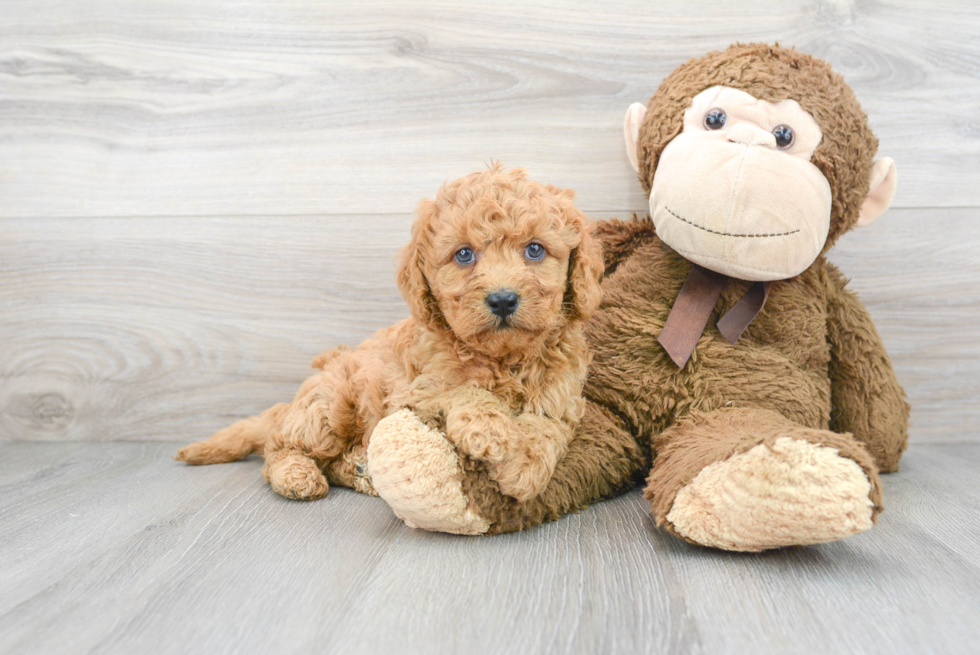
left=1, top=441, right=978, bottom=655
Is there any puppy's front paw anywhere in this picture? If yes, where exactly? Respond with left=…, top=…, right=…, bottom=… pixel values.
left=490, top=442, right=558, bottom=503
left=445, top=406, right=514, bottom=463
left=263, top=451, right=329, bottom=500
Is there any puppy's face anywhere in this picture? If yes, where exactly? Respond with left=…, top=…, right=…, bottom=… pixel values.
left=429, top=201, right=572, bottom=353
left=399, top=168, right=603, bottom=357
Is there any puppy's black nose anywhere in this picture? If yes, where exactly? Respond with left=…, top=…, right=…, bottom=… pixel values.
left=486, top=290, right=520, bottom=319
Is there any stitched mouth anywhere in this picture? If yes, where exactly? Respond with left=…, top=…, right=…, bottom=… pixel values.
left=665, top=206, right=800, bottom=238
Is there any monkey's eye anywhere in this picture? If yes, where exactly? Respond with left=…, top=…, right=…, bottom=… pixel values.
left=524, top=243, right=546, bottom=261
left=454, top=247, right=476, bottom=265
left=704, top=108, right=727, bottom=130
left=772, top=124, right=795, bottom=149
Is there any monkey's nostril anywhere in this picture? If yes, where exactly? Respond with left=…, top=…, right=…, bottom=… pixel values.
left=486, top=290, right=520, bottom=318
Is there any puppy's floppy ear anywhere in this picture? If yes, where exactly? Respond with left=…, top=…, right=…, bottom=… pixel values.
left=563, top=207, right=605, bottom=321
left=397, top=198, right=442, bottom=328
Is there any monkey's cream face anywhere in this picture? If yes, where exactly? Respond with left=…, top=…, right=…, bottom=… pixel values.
left=649, top=86, right=831, bottom=281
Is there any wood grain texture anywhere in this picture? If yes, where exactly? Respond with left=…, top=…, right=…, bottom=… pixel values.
left=1, top=1, right=976, bottom=444
left=0, top=0, right=978, bottom=217
left=0, top=441, right=978, bottom=655
left=2, top=208, right=976, bottom=444
left=0, top=214, right=412, bottom=443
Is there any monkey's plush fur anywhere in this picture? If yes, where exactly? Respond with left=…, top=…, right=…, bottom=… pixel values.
left=365, top=44, right=909, bottom=551
left=177, top=166, right=603, bottom=508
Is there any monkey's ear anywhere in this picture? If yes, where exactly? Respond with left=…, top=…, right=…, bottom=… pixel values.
left=623, top=102, right=647, bottom=174
left=857, top=157, right=897, bottom=227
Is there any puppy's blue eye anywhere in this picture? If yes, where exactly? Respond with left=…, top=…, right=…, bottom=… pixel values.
left=454, top=248, right=475, bottom=265
left=524, top=243, right=546, bottom=261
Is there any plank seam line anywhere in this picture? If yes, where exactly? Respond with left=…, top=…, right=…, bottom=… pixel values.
left=0, top=206, right=963, bottom=221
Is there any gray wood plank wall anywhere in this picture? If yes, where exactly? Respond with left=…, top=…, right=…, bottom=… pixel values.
left=1, top=0, right=978, bottom=444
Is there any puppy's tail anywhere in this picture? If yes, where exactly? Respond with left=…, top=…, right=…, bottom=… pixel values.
left=175, top=403, right=288, bottom=465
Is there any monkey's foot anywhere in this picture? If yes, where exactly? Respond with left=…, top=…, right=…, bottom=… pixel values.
left=368, top=409, right=490, bottom=535
left=263, top=451, right=329, bottom=500
left=646, top=408, right=883, bottom=552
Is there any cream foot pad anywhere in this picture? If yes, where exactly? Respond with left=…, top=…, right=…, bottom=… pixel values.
left=666, top=437, right=875, bottom=551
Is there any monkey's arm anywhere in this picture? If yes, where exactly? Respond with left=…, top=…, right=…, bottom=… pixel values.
left=825, top=262, right=909, bottom=472
left=592, top=214, right=657, bottom=274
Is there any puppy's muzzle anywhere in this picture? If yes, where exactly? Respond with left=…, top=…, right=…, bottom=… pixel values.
left=486, top=290, right=520, bottom=320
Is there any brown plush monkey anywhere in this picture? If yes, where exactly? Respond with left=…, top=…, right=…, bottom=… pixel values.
left=361, top=44, right=911, bottom=551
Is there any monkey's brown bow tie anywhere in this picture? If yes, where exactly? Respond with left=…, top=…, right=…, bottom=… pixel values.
left=657, top=264, right=773, bottom=368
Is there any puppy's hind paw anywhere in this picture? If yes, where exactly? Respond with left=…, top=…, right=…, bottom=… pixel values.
left=263, top=452, right=329, bottom=501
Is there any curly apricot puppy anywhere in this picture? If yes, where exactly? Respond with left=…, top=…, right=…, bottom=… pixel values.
left=176, top=165, right=603, bottom=504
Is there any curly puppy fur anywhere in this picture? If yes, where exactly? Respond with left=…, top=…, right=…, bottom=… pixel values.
left=176, top=165, right=603, bottom=503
